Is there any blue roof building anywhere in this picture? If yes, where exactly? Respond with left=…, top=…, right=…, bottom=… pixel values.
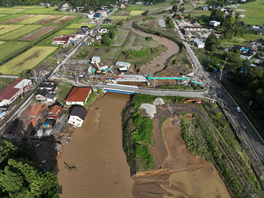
left=93, top=12, right=101, bottom=19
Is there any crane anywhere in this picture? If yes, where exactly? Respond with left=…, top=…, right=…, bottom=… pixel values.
left=94, top=60, right=106, bottom=74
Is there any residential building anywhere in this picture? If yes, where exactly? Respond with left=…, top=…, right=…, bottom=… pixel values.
left=38, top=81, right=56, bottom=92
left=243, top=42, right=257, bottom=51
left=209, top=20, right=221, bottom=27
left=0, top=78, right=31, bottom=107
left=61, top=3, right=70, bottom=10
left=93, top=12, right=102, bottom=20
left=65, top=87, right=92, bottom=106
left=68, top=106, right=87, bottom=127
left=194, top=39, right=205, bottom=48
left=35, top=89, right=49, bottom=101
left=47, top=94, right=56, bottom=103
left=81, top=26, right=90, bottom=31
left=96, top=35, right=102, bottom=40
left=52, top=34, right=76, bottom=45
left=98, top=27, right=107, bottom=33
left=87, top=12, right=94, bottom=19
left=44, top=105, right=64, bottom=128
left=257, top=32, right=263, bottom=36
left=96, top=10, right=107, bottom=17
left=240, top=53, right=254, bottom=60
left=91, top=56, right=101, bottom=63
left=104, top=19, right=112, bottom=24
left=76, top=28, right=87, bottom=35
left=203, top=6, right=208, bottom=10
left=120, top=4, right=126, bottom=8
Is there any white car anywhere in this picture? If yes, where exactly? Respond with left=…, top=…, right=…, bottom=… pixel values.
left=236, top=107, right=241, bottom=112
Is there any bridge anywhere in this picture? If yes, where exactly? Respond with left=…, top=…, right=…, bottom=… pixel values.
left=103, top=83, right=138, bottom=94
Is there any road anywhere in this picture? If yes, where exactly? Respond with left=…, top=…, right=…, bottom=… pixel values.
left=0, top=75, right=18, bottom=79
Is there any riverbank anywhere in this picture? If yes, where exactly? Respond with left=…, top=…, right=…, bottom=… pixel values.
left=55, top=93, right=134, bottom=197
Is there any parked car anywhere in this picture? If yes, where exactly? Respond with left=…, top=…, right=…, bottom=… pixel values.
left=236, top=107, right=241, bottom=112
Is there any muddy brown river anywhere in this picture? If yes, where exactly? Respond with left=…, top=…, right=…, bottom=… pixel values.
left=56, top=93, right=134, bottom=198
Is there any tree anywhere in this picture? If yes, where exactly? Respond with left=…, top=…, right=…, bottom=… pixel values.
left=172, top=5, right=178, bottom=12
left=205, top=33, right=218, bottom=51
left=101, top=34, right=112, bottom=46
left=210, top=9, right=224, bottom=22
left=242, top=90, right=252, bottom=101
left=18, top=69, right=32, bottom=79
left=109, top=29, right=116, bottom=39
left=188, top=13, right=191, bottom=19
left=141, top=10, right=149, bottom=16
left=165, top=16, right=174, bottom=28
left=243, top=59, right=251, bottom=67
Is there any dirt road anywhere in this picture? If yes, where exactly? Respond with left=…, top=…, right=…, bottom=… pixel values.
left=123, top=19, right=180, bottom=75
left=56, top=93, right=134, bottom=198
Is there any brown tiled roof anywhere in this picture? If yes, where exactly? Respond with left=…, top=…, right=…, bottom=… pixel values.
left=47, top=105, right=63, bottom=120
left=65, top=87, right=92, bottom=102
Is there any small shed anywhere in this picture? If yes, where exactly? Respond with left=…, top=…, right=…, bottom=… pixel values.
left=194, top=39, right=205, bottom=48
left=116, top=61, right=131, bottom=68
left=119, top=67, right=128, bottom=72
left=91, top=56, right=101, bottom=64
left=209, top=20, right=221, bottom=27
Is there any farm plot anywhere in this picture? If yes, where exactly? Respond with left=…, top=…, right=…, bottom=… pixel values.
left=238, top=1, right=264, bottom=24
left=0, top=46, right=57, bottom=74
left=0, top=14, right=25, bottom=23
left=0, top=25, right=41, bottom=40
left=3, top=14, right=35, bottom=23
left=36, top=15, right=63, bottom=24
left=115, top=11, right=131, bottom=16
left=113, top=31, right=129, bottom=46
left=0, top=25, right=24, bottom=35
left=0, top=41, right=29, bottom=62
left=19, top=26, right=57, bottom=40
left=109, top=16, right=128, bottom=20
left=88, top=48, right=119, bottom=60
left=20, top=7, right=65, bottom=14
left=0, top=41, right=5, bottom=45
left=0, top=15, right=5, bottom=18
left=0, top=8, right=26, bottom=14
left=52, top=16, right=76, bottom=24
left=65, top=23, right=95, bottom=29
left=130, top=11, right=144, bottom=15
left=19, top=15, right=50, bottom=24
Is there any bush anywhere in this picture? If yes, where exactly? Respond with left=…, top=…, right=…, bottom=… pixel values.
left=101, top=34, right=112, bottom=46
left=141, top=10, right=149, bottom=16
left=145, top=37, right=154, bottom=41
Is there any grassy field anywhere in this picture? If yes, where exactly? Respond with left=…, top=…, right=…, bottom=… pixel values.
left=57, top=83, right=73, bottom=103
left=0, top=41, right=5, bottom=45
left=237, top=0, right=264, bottom=24
left=65, top=23, right=95, bottom=29
left=125, top=2, right=170, bottom=11
left=109, top=16, right=128, bottom=19
left=19, top=14, right=50, bottom=24
left=37, top=29, right=77, bottom=46
left=0, top=41, right=29, bottom=61
left=186, top=9, right=210, bottom=18
left=0, top=24, right=24, bottom=35
left=88, top=48, right=119, bottom=60
left=183, top=0, right=194, bottom=10
left=0, top=14, right=25, bottom=23
left=113, top=31, right=129, bottom=46
left=20, top=7, right=66, bottom=14
left=0, top=25, right=41, bottom=40
left=0, top=8, right=26, bottom=14
left=0, top=15, right=5, bottom=17
left=130, top=11, right=144, bottom=15
left=0, top=46, right=57, bottom=74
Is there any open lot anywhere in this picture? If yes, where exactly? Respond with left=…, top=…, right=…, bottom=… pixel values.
left=87, top=47, right=119, bottom=60
left=36, top=15, right=63, bottom=24
left=112, top=31, right=129, bottom=46
left=0, top=46, right=57, bottom=74
left=3, top=14, right=35, bottom=23
left=19, top=14, right=50, bottom=24
left=109, top=16, right=129, bottom=20
left=51, top=15, right=76, bottom=24
left=0, top=8, right=26, bottom=14
left=19, top=26, right=58, bottom=40
left=130, top=11, right=144, bottom=15
left=0, top=24, right=24, bottom=35
left=19, top=7, right=65, bottom=14
left=238, top=0, right=264, bottom=24
left=0, top=25, right=41, bottom=40
left=0, top=41, right=29, bottom=62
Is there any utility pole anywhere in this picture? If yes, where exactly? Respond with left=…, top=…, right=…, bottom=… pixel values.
left=220, top=58, right=228, bottom=82
left=248, top=101, right=253, bottom=109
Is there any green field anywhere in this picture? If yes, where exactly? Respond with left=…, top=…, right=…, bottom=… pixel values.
left=0, top=46, right=57, bottom=74
left=125, top=2, right=169, bottom=11
left=0, top=15, right=5, bottom=18
left=0, top=8, right=26, bottom=14
left=0, top=41, right=29, bottom=61
left=65, top=23, right=95, bottom=29
left=20, top=7, right=66, bottom=14
left=0, top=24, right=24, bottom=35
left=186, top=9, right=210, bottom=17
left=19, top=14, right=50, bottom=24
left=237, top=0, right=264, bottom=24
left=37, top=29, right=77, bottom=46
left=0, top=14, right=25, bottom=23
left=0, top=41, right=5, bottom=45
left=109, top=16, right=128, bottom=19
left=12, top=6, right=39, bottom=9
left=88, top=48, right=119, bottom=60
left=113, top=31, right=129, bottom=46
left=130, top=11, right=144, bottom=15
left=0, top=25, right=41, bottom=40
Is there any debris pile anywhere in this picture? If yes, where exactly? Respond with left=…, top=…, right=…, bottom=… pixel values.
left=153, top=97, right=165, bottom=106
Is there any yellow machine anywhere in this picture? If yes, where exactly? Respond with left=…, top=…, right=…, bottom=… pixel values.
left=94, top=60, right=107, bottom=74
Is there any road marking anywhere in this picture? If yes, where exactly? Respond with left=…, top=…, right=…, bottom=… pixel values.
left=258, top=147, right=263, bottom=155
left=249, top=134, right=253, bottom=140
left=242, top=123, right=247, bottom=129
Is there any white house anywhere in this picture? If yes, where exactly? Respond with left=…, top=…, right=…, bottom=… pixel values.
left=98, top=28, right=107, bottom=33
left=61, top=3, right=70, bottom=10
left=52, top=34, right=76, bottom=45
left=0, top=78, right=31, bottom=107
left=96, top=10, right=107, bottom=17
left=209, top=20, right=221, bottom=27
left=194, top=39, right=205, bottom=48
left=65, top=87, right=92, bottom=106
left=47, top=93, right=56, bottom=103
left=68, top=106, right=87, bottom=127
left=35, top=89, right=49, bottom=101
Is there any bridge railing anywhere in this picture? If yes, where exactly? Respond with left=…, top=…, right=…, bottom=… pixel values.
left=137, top=87, right=207, bottom=92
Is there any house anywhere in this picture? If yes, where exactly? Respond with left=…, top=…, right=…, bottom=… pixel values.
left=257, top=32, right=263, bottom=35
left=76, top=28, right=87, bottom=35
left=39, top=81, right=56, bottom=92
left=87, top=12, right=94, bottom=19
left=106, top=9, right=111, bottom=12
left=0, top=78, right=31, bottom=107
left=96, top=10, right=107, bottom=17
left=240, top=53, right=254, bottom=60
left=96, top=35, right=102, bottom=40
left=203, top=6, right=208, bottom=10
left=254, top=38, right=264, bottom=47
left=40, top=2, right=45, bottom=6
left=81, top=26, right=90, bottom=31
left=194, top=39, right=205, bottom=48
left=68, top=106, right=87, bottom=127
left=44, top=105, right=64, bottom=128
left=115, top=61, right=131, bottom=68
left=98, top=27, right=107, bottom=33
left=253, top=25, right=260, bottom=29
left=209, top=20, right=220, bottom=27
left=61, top=3, right=70, bottom=10
left=120, top=4, right=126, bottom=9
left=52, top=34, right=76, bottom=45
left=91, top=56, right=101, bottom=63
left=104, top=19, right=112, bottom=24
left=240, top=21, right=246, bottom=26
left=243, top=42, right=257, bottom=51
left=35, top=89, right=49, bottom=101
left=47, top=93, right=56, bottom=103
left=93, top=12, right=102, bottom=20
left=65, top=87, right=92, bottom=106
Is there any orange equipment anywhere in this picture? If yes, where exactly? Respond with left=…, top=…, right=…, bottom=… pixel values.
left=184, top=99, right=201, bottom=105
left=184, top=99, right=196, bottom=103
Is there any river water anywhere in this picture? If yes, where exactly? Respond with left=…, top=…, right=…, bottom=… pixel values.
left=56, top=93, right=134, bottom=198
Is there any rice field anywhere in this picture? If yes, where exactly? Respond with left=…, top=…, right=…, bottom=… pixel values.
left=65, top=23, right=95, bottom=29
left=19, top=14, right=50, bottom=24
left=0, top=15, right=5, bottom=18
left=0, top=41, right=29, bottom=61
left=0, top=25, right=41, bottom=40
left=0, top=41, right=5, bottom=45
left=0, top=8, right=26, bottom=14
left=238, top=0, right=264, bottom=24
left=130, top=11, right=144, bottom=15
left=0, top=14, right=25, bottom=23
left=109, top=16, right=128, bottom=19
left=0, top=46, right=57, bottom=74
left=20, top=7, right=66, bottom=14
left=0, top=25, right=24, bottom=35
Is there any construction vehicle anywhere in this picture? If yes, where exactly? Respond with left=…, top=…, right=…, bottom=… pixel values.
left=94, top=60, right=107, bottom=74
left=184, top=99, right=201, bottom=105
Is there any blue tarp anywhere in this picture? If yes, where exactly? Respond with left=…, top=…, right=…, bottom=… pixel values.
left=214, top=68, right=217, bottom=72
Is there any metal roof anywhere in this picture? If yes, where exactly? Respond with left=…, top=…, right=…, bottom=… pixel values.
left=194, top=39, right=205, bottom=45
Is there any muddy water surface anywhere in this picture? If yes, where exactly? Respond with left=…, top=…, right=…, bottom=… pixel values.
left=56, top=93, right=134, bottom=198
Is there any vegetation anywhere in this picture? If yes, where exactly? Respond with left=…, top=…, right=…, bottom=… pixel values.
left=141, top=10, right=149, bottom=16
left=19, top=14, right=49, bottom=24
left=158, top=84, right=192, bottom=90
left=56, top=82, right=72, bottom=103
left=0, top=139, right=58, bottom=197
left=0, top=25, right=42, bottom=40
left=0, top=24, right=24, bottom=35
left=159, top=116, right=167, bottom=140
left=165, top=16, right=174, bottom=29
left=0, top=42, right=29, bottom=62
left=74, top=50, right=90, bottom=59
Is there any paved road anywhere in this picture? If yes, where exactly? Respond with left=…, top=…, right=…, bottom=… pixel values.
left=0, top=75, right=18, bottom=79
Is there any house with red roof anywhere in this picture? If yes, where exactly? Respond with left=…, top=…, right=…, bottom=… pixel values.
left=65, top=87, right=92, bottom=106
left=0, top=78, right=31, bottom=107
left=44, top=105, right=64, bottom=128
left=52, top=34, right=76, bottom=45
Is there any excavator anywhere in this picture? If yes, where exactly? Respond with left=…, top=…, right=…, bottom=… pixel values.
left=94, top=60, right=107, bottom=74
left=184, top=99, right=201, bottom=105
